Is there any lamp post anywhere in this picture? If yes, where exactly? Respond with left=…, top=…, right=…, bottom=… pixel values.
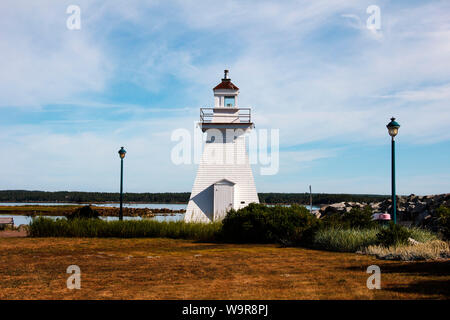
left=309, top=185, right=312, bottom=213
left=118, top=147, right=126, bottom=221
left=386, top=118, right=400, bottom=224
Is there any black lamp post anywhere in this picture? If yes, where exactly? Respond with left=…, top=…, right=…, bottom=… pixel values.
left=118, top=147, right=126, bottom=221
left=386, top=118, right=400, bottom=224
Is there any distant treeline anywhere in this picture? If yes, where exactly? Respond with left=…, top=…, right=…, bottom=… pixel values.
left=0, top=190, right=190, bottom=204
left=0, top=190, right=389, bottom=205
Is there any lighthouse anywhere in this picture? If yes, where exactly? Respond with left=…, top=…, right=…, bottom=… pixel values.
left=184, top=70, right=259, bottom=223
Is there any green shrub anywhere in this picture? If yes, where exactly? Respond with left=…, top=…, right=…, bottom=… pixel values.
left=66, top=205, right=99, bottom=220
left=312, top=227, right=379, bottom=252
left=436, top=205, right=450, bottom=240
left=321, top=205, right=375, bottom=229
left=29, top=217, right=221, bottom=241
left=342, top=206, right=376, bottom=229
left=376, top=222, right=412, bottom=247
left=320, top=213, right=344, bottom=229
left=221, top=203, right=320, bottom=245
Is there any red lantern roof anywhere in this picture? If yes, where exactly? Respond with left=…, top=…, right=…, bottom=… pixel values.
left=213, top=80, right=239, bottom=90
left=213, top=70, right=239, bottom=90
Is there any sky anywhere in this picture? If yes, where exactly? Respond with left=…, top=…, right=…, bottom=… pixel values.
left=0, top=0, right=449, bottom=195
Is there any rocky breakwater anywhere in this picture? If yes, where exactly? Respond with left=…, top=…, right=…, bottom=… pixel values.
left=66, top=206, right=156, bottom=218
left=318, top=193, right=449, bottom=228
left=94, top=207, right=185, bottom=217
left=95, top=207, right=155, bottom=217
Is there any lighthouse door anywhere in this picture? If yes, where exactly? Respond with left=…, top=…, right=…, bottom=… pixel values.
left=213, top=180, right=235, bottom=221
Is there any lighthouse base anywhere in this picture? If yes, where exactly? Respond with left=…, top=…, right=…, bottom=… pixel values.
left=184, top=136, right=259, bottom=223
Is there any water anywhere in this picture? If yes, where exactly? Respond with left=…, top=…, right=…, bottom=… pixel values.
left=0, top=202, right=187, bottom=226
left=0, top=214, right=185, bottom=226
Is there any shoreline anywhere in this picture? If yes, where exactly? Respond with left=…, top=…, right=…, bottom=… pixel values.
left=0, top=205, right=185, bottom=217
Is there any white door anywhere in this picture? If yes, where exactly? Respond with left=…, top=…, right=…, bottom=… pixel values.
left=214, top=183, right=234, bottom=221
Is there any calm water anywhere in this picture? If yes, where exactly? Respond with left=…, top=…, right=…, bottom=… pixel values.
left=0, top=214, right=185, bottom=226
left=0, top=202, right=186, bottom=226
left=0, top=202, right=319, bottom=226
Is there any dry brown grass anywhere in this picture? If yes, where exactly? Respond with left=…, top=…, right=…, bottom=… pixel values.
left=363, top=240, right=450, bottom=261
left=0, top=237, right=448, bottom=300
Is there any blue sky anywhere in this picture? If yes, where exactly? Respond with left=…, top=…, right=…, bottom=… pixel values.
left=0, top=0, right=449, bottom=195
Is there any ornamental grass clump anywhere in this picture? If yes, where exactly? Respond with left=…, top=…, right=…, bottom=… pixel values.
left=312, top=227, right=379, bottom=252
left=408, top=227, right=438, bottom=243
left=363, top=240, right=450, bottom=261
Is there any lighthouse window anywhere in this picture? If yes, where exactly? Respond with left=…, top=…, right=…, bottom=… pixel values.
left=224, top=96, right=235, bottom=107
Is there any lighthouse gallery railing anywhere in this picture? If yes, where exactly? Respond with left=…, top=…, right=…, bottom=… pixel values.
left=200, top=107, right=251, bottom=123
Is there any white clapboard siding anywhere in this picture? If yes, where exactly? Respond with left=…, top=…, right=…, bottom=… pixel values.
left=186, top=71, right=258, bottom=223
left=185, top=134, right=259, bottom=223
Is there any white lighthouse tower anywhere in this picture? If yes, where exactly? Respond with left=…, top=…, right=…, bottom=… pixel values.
left=184, top=70, right=259, bottom=223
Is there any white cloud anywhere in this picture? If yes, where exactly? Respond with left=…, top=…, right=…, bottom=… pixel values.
left=283, top=149, right=338, bottom=163
left=0, top=119, right=196, bottom=192
left=1, top=0, right=449, bottom=193
left=0, top=1, right=113, bottom=107
left=341, top=13, right=363, bottom=30
left=380, top=83, right=450, bottom=101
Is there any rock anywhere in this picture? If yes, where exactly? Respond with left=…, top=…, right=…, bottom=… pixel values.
left=318, top=193, right=449, bottom=230
left=330, top=202, right=346, bottom=209
left=408, top=237, right=420, bottom=246
left=411, top=201, right=427, bottom=214
left=312, top=210, right=321, bottom=218
left=371, top=202, right=381, bottom=210
left=319, top=202, right=347, bottom=216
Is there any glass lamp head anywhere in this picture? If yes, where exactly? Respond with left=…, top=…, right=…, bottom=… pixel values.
left=387, top=117, right=400, bottom=137
left=118, top=147, right=126, bottom=159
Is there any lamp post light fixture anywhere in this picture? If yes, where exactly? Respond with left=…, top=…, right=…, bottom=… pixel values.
left=386, top=117, right=400, bottom=224
left=118, top=146, right=126, bottom=221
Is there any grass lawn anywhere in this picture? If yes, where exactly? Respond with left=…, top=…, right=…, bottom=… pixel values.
left=0, top=237, right=448, bottom=299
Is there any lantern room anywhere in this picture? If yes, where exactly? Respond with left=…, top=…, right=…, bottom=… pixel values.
left=213, top=70, right=239, bottom=108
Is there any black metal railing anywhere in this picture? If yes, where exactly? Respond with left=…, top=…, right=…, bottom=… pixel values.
left=200, top=107, right=251, bottom=123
